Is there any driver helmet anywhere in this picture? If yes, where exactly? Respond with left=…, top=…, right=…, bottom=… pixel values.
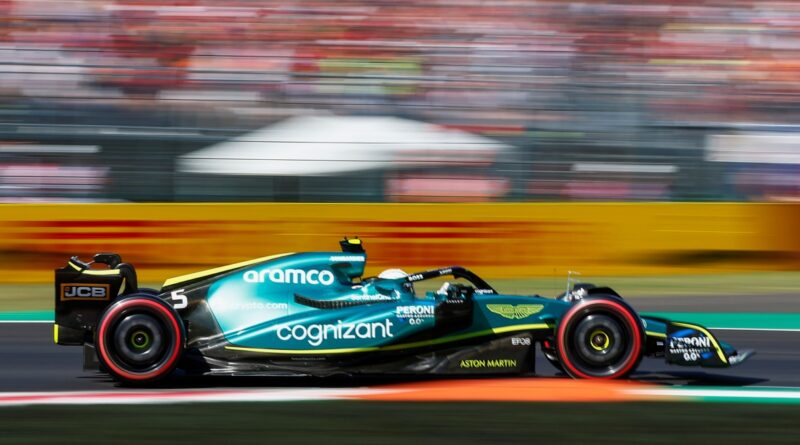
left=378, top=269, right=408, bottom=279
left=379, top=269, right=415, bottom=297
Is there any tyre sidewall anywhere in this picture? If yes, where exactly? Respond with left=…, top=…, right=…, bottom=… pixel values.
left=556, top=297, right=644, bottom=379
left=96, top=295, right=184, bottom=384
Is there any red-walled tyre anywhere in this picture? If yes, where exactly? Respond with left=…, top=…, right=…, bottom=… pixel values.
left=556, top=297, right=644, bottom=379
left=96, top=295, right=184, bottom=385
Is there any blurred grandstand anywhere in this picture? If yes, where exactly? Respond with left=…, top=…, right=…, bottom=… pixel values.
left=2, top=0, right=800, bottom=202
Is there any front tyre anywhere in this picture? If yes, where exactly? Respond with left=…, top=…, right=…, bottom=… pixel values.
left=556, top=297, right=643, bottom=379
left=96, top=296, right=184, bottom=384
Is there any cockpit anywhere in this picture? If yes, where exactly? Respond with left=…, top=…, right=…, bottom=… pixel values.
left=372, top=266, right=497, bottom=300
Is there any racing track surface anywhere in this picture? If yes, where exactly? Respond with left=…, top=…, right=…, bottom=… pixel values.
left=0, top=294, right=797, bottom=392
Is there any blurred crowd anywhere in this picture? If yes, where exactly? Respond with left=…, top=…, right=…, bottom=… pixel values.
left=2, top=0, right=800, bottom=201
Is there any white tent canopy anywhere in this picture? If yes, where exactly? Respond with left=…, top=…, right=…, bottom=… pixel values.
left=178, top=115, right=510, bottom=176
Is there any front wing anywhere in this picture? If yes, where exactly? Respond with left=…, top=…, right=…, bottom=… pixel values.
left=643, top=316, right=754, bottom=368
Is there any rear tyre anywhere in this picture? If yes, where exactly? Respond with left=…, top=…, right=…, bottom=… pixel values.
left=556, top=297, right=643, bottom=379
left=96, top=296, right=184, bottom=384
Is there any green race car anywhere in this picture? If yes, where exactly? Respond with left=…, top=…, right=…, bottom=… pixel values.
left=53, top=237, right=753, bottom=384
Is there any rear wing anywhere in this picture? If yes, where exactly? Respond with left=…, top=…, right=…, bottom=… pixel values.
left=54, top=253, right=138, bottom=345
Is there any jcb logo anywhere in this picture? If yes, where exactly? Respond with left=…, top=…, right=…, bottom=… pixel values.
left=60, top=283, right=110, bottom=301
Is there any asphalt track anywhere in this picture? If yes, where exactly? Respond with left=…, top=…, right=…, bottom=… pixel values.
left=630, top=293, right=799, bottom=313
left=0, top=294, right=797, bottom=392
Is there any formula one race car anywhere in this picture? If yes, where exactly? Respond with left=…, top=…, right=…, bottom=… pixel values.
left=53, top=238, right=753, bottom=384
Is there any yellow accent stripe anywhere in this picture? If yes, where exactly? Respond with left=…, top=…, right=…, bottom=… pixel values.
left=646, top=331, right=667, bottom=338
left=68, top=260, right=120, bottom=275
left=119, top=277, right=126, bottom=295
left=224, top=323, right=551, bottom=355
left=53, top=324, right=59, bottom=344
left=81, top=269, right=120, bottom=276
left=672, top=322, right=728, bottom=364
left=162, top=253, right=293, bottom=288
left=226, top=345, right=381, bottom=355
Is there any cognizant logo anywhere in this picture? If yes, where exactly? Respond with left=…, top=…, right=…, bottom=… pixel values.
left=243, top=268, right=335, bottom=286
left=277, top=320, right=394, bottom=346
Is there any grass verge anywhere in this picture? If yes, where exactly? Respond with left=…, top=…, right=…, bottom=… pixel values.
left=0, top=401, right=799, bottom=444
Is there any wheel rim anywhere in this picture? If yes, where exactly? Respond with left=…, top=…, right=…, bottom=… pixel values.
left=130, top=330, right=151, bottom=350
left=101, top=303, right=179, bottom=376
left=588, top=328, right=610, bottom=351
left=560, top=304, right=640, bottom=378
left=112, top=313, right=167, bottom=367
left=572, top=314, right=626, bottom=367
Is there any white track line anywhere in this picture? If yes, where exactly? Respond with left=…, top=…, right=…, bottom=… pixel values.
left=0, top=388, right=399, bottom=407
left=708, top=327, right=800, bottom=332
left=4, top=386, right=800, bottom=406
left=628, top=388, right=800, bottom=401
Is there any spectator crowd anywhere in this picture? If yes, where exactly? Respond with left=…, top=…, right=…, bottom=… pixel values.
left=3, top=0, right=800, bottom=201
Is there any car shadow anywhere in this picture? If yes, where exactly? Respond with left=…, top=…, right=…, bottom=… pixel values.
left=164, top=373, right=514, bottom=389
